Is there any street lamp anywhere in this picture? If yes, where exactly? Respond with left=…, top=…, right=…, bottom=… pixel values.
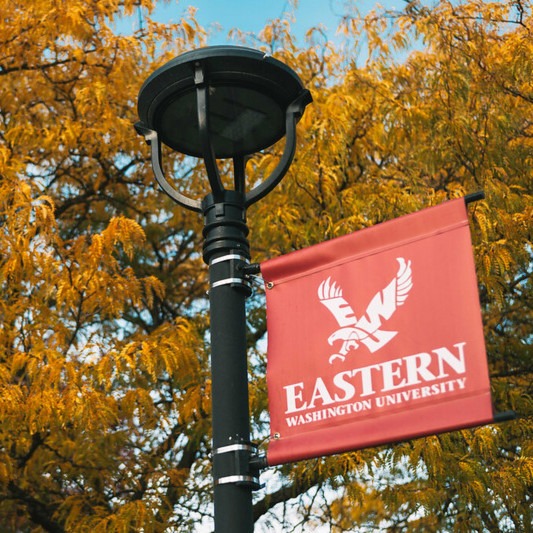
left=135, top=46, right=311, bottom=532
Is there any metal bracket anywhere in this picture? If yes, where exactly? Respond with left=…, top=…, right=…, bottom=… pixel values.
left=241, top=262, right=261, bottom=276
left=213, top=443, right=263, bottom=490
left=209, top=253, right=253, bottom=293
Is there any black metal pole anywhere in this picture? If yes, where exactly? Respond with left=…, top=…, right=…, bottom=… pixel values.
left=202, top=191, right=259, bottom=533
left=136, top=45, right=311, bottom=533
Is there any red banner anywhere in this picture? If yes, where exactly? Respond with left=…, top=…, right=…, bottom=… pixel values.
left=261, top=198, right=494, bottom=466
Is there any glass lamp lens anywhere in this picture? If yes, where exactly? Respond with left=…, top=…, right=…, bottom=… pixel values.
left=157, top=85, right=284, bottom=158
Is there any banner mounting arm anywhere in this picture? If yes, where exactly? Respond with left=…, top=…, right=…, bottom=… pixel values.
left=465, top=191, right=485, bottom=204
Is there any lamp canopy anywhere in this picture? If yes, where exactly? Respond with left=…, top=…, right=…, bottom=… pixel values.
left=137, top=46, right=309, bottom=158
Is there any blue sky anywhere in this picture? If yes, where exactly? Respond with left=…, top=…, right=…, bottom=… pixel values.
left=123, top=0, right=400, bottom=44
left=158, top=0, right=349, bottom=42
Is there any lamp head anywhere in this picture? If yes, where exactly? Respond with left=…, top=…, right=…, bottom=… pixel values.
left=137, top=46, right=308, bottom=158
left=135, top=46, right=312, bottom=211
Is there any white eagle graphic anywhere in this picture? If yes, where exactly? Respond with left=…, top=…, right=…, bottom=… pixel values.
left=318, top=258, right=413, bottom=364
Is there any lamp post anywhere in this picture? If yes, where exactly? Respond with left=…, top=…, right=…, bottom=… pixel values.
left=135, top=46, right=311, bottom=532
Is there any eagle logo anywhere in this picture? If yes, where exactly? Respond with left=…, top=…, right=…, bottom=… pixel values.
left=318, top=258, right=413, bottom=364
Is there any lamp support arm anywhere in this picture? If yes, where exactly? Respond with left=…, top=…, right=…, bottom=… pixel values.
left=134, top=122, right=203, bottom=212
left=245, top=89, right=312, bottom=207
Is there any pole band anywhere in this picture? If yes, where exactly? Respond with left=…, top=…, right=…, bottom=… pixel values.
left=210, top=254, right=250, bottom=266
left=215, top=475, right=261, bottom=487
left=214, top=443, right=256, bottom=455
left=211, top=278, right=252, bottom=290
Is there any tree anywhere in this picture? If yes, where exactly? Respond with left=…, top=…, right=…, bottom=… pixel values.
left=0, top=0, right=531, bottom=531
